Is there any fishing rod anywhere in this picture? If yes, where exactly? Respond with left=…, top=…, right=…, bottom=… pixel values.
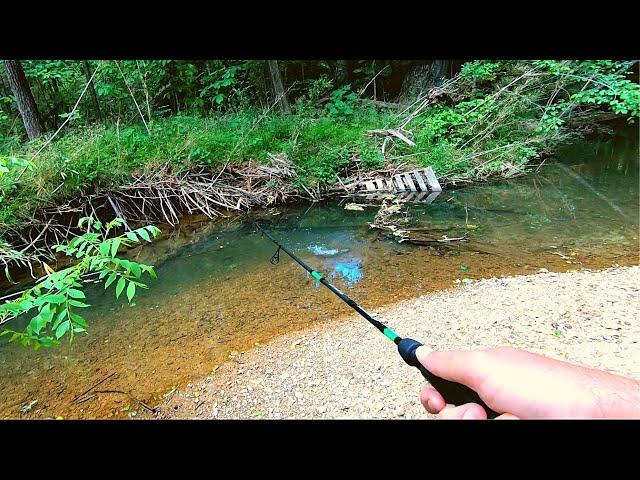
left=255, top=223, right=499, bottom=419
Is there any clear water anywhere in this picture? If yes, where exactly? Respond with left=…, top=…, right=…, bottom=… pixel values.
left=1, top=134, right=638, bottom=418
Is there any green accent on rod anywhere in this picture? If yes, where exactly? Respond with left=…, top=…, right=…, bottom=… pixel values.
left=383, top=327, right=399, bottom=342
left=311, top=271, right=323, bottom=281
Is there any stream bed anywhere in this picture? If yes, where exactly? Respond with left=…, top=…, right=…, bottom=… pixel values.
left=1, top=134, right=638, bottom=419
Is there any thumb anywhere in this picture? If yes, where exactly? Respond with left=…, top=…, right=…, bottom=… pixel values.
left=416, top=346, right=489, bottom=391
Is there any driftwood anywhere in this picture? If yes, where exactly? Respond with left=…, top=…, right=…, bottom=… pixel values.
left=108, top=155, right=301, bottom=226
left=372, top=223, right=469, bottom=245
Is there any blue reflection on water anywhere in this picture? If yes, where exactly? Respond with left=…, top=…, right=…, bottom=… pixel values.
left=331, top=258, right=363, bottom=285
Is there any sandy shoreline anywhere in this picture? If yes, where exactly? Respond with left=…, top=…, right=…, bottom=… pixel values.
left=149, top=266, right=640, bottom=419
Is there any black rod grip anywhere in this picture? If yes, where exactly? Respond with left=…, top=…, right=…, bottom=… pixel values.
left=398, top=338, right=499, bottom=419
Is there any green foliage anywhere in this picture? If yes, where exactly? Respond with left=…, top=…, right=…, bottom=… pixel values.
left=0, top=106, right=391, bottom=233
left=389, top=59, right=639, bottom=180
left=459, top=61, right=512, bottom=83
left=0, top=155, right=33, bottom=178
left=0, top=155, right=34, bottom=220
left=532, top=60, right=640, bottom=134
left=324, top=85, right=358, bottom=118
left=1, top=59, right=637, bottom=241
left=307, top=76, right=333, bottom=105
left=0, top=217, right=160, bottom=349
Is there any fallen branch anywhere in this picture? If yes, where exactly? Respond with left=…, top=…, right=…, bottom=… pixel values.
left=72, top=372, right=118, bottom=404
left=366, top=129, right=416, bottom=147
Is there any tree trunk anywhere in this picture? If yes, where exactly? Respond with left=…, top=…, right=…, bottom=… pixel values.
left=3, top=60, right=45, bottom=139
left=1, top=72, right=10, bottom=97
left=398, top=60, right=452, bottom=101
left=336, top=60, right=349, bottom=86
left=267, top=60, right=290, bottom=114
left=82, top=60, right=103, bottom=122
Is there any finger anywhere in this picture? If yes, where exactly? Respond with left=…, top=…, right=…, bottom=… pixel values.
left=495, top=413, right=520, bottom=420
left=438, top=403, right=488, bottom=420
left=416, top=346, right=489, bottom=390
left=420, top=385, right=446, bottom=414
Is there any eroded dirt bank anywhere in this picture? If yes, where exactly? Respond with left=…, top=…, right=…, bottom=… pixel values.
left=150, top=266, right=640, bottom=419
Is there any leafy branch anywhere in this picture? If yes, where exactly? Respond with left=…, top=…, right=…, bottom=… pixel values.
left=0, top=217, right=160, bottom=349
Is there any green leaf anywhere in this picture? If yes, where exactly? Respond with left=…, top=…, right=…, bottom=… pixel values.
left=55, top=320, right=71, bottom=339
left=145, top=225, right=160, bottom=237
left=137, top=228, right=151, bottom=242
left=37, top=294, right=67, bottom=305
left=67, top=289, right=86, bottom=299
left=105, top=272, right=117, bottom=289
left=99, top=242, right=110, bottom=257
left=126, top=231, right=138, bottom=242
left=68, top=300, right=90, bottom=308
left=40, top=304, right=54, bottom=323
left=29, top=314, right=45, bottom=335
left=38, top=337, right=57, bottom=347
left=129, top=263, right=141, bottom=278
left=110, top=238, right=122, bottom=258
left=69, top=312, right=88, bottom=328
left=52, top=309, right=68, bottom=330
left=115, top=277, right=126, bottom=298
left=126, top=281, right=136, bottom=303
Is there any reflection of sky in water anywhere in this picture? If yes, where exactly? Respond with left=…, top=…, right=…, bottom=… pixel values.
left=329, top=258, right=363, bottom=286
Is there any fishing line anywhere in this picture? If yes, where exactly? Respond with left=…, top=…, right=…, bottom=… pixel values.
left=254, top=222, right=499, bottom=419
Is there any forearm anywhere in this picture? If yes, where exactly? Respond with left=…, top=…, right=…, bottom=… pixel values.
left=589, top=369, right=640, bottom=419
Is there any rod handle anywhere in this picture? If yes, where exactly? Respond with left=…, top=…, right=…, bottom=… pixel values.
left=397, top=338, right=499, bottom=419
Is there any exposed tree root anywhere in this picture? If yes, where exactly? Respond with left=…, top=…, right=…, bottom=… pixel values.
left=1, top=155, right=305, bottom=281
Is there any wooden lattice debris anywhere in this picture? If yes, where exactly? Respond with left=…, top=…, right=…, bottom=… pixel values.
left=356, top=166, right=442, bottom=203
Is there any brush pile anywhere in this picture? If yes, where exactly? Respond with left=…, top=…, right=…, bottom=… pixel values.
left=0, top=156, right=303, bottom=278
left=107, top=154, right=302, bottom=226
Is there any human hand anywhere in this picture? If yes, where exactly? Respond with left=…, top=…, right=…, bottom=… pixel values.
left=416, top=346, right=640, bottom=419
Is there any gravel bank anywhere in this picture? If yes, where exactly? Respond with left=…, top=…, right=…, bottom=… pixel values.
left=152, top=266, right=640, bottom=419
